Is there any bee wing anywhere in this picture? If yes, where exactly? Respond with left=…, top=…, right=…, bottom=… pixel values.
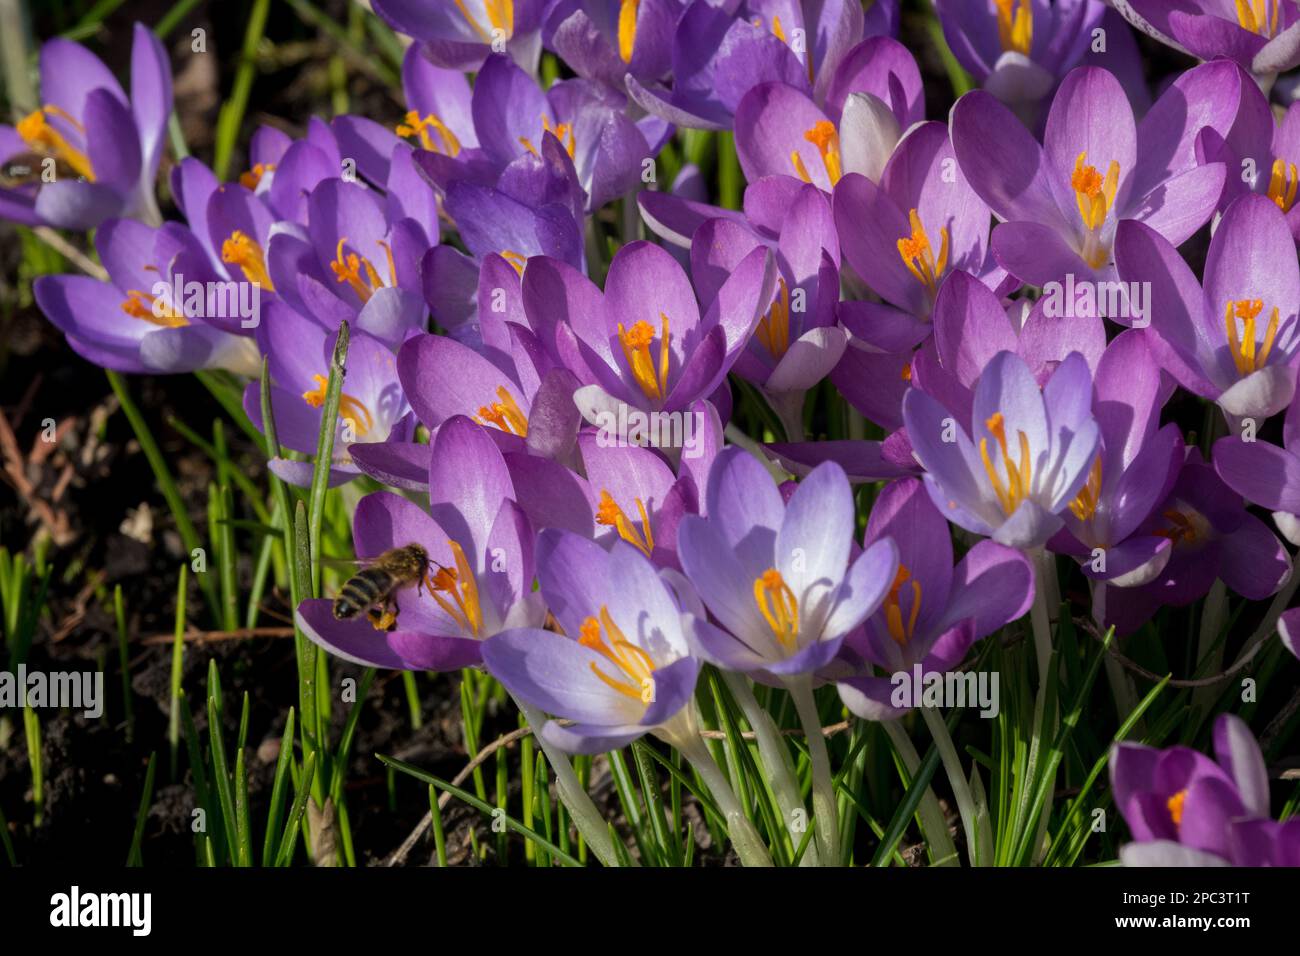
left=318, top=555, right=372, bottom=569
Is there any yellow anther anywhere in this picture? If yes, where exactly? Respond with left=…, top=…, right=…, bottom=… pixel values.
left=238, top=163, right=276, bottom=190
left=15, top=105, right=94, bottom=181
left=897, top=208, right=950, bottom=299
left=1236, top=0, right=1280, bottom=37
left=120, top=289, right=189, bottom=328
left=453, top=0, right=513, bottom=42
left=995, top=0, right=1033, bottom=55
left=220, top=230, right=275, bottom=290
left=617, top=314, right=671, bottom=402
left=1068, top=455, right=1104, bottom=522
left=884, top=565, right=922, bottom=646
left=1224, top=298, right=1280, bottom=376
left=499, top=249, right=528, bottom=275
left=756, top=278, right=792, bottom=359
left=330, top=237, right=396, bottom=305
left=395, top=110, right=462, bottom=156
left=1167, top=788, right=1187, bottom=827
left=426, top=540, right=483, bottom=637
left=301, top=374, right=375, bottom=437
left=475, top=385, right=529, bottom=436
left=979, top=411, right=1034, bottom=516
left=618, top=0, right=640, bottom=63
left=596, top=491, right=655, bottom=557
left=1154, top=509, right=1203, bottom=546
left=578, top=606, right=656, bottom=701
left=791, top=120, right=842, bottom=187
left=1267, top=157, right=1298, bottom=212
left=754, top=568, right=799, bottom=649
left=1071, top=152, right=1121, bottom=267
left=519, top=114, right=576, bottom=159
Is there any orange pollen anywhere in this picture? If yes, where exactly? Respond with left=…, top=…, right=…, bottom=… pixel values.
left=425, top=540, right=483, bottom=637
left=756, top=278, right=792, bottom=359
left=120, top=289, right=189, bottom=328
left=301, top=374, right=375, bottom=437
left=790, top=120, right=842, bottom=187
left=897, top=208, right=950, bottom=299
left=220, top=230, right=275, bottom=291
left=475, top=385, right=529, bottom=436
left=1224, top=298, right=1280, bottom=376
left=238, top=163, right=276, bottom=190
left=578, top=606, right=657, bottom=702
left=596, top=490, right=655, bottom=557
left=15, top=104, right=94, bottom=181
left=617, top=314, right=671, bottom=402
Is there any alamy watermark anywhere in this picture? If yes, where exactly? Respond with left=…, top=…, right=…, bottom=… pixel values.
left=50, top=886, right=151, bottom=936
left=0, top=665, right=103, bottom=718
left=1041, top=273, right=1150, bottom=327
left=890, top=665, right=1000, bottom=718
left=151, top=273, right=261, bottom=328
left=593, top=405, right=706, bottom=459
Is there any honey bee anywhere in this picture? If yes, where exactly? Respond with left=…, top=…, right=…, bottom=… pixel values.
left=0, top=152, right=80, bottom=188
left=332, top=544, right=429, bottom=631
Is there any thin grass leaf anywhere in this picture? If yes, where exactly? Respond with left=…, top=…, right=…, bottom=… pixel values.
left=126, top=752, right=158, bottom=866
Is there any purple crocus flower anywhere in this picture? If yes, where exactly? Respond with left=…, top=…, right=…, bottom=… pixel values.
left=676, top=448, right=899, bottom=680
left=1049, top=330, right=1185, bottom=587
left=1215, top=390, right=1300, bottom=546
left=1102, top=447, right=1292, bottom=635
left=1114, top=0, right=1300, bottom=82
left=1110, top=713, right=1300, bottom=866
left=371, top=0, right=547, bottom=70
left=298, top=416, right=543, bottom=669
left=424, top=54, right=661, bottom=213
left=523, top=240, right=774, bottom=436
left=903, top=349, right=1100, bottom=549
left=688, top=180, right=846, bottom=434
left=1201, top=80, right=1300, bottom=240
left=732, top=36, right=924, bottom=190
left=544, top=0, right=680, bottom=91
left=33, top=219, right=259, bottom=375
left=266, top=178, right=429, bottom=350
left=835, top=478, right=1034, bottom=720
left=482, top=529, right=703, bottom=754
left=934, top=0, right=1105, bottom=111
left=1115, top=195, right=1300, bottom=422
left=395, top=298, right=583, bottom=462
left=626, top=0, right=897, bottom=131
left=951, top=62, right=1236, bottom=291
left=833, top=121, right=998, bottom=351
left=0, top=24, right=171, bottom=230
left=244, top=304, right=413, bottom=486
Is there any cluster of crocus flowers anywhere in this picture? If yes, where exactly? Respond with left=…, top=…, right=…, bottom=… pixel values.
left=20, top=6, right=1300, bottom=870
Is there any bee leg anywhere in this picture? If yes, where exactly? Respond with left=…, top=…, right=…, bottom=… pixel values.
left=368, top=601, right=398, bottom=632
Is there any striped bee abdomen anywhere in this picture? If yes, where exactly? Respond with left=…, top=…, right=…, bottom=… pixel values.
left=333, top=568, right=395, bottom=619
